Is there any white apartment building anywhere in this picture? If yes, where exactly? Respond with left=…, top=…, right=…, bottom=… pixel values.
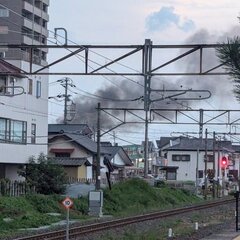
left=0, top=0, right=49, bottom=180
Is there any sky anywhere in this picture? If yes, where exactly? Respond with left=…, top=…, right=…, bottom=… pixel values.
left=47, top=0, right=240, bottom=145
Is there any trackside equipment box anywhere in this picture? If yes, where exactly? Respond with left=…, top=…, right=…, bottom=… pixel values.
left=88, top=190, right=103, bottom=217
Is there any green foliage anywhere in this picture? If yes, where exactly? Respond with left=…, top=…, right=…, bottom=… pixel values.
left=0, top=194, right=90, bottom=239
left=216, top=37, right=240, bottom=101
left=25, top=194, right=62, bottom=213
left=72, top=197, right=89, bottom=215
left=18, top=153, right=67, bottom=195
left=103, top=179, right=201, bottom=216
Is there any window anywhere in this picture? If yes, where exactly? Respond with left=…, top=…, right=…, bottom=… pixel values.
left=172, top=155, right=181, bottom=161
left=198, top=170, right=203, bottom=178
left=0, top=118, right=26, bottom=144
left=166, top=169, right=177, bottom=180
left=172, top=154, right=190, bottom=161
left=181, top=155, right=190, bottom=161
left=0, top=76, right=7, bottom=94
left=0, top=118, right=7, bottom=140
left=0, top=9, right=9, bottom=17
left=28, top=79, right=33, bottom=95
left=31, top=123, right=36, bottom=144
left=42, top=3, right=48, bottom=12
left=55, top=152, right=70, bottom=158
left=36, top=80, right=41, bottom=98
left=9, top=77, right=15, bottom=95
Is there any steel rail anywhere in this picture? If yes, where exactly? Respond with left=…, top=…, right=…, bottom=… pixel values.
left=16, top=198, right=234, bottom=240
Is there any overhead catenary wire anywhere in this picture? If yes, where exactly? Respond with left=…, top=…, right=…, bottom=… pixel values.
left=1, top=1, right=238, bottom=145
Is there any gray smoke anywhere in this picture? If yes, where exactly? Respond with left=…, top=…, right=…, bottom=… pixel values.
left=66, top=26, right=240, bottom=129
left=70, top=78, right=182, bottom=128
left=177, top=26, right=240, bottom=104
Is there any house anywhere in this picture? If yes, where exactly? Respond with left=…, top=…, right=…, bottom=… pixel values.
left=48, top=124, right=93, bottom=137
left=0, top=60, right=48, bottom=180
left=157, top=137, right=237, bottom=183
left=48, top=124, right=132, bottom=182
left=101, top=142, right=133, bottom=181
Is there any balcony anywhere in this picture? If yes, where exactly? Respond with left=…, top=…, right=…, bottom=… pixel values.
left=23, top=1, right=34, bottom=13
left=23, top=18, right=33, bottom=30
left=23, top=35, right=38, bottom=45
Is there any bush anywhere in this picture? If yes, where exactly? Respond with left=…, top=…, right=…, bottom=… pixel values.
left=18, top=153, right=67, bottom=195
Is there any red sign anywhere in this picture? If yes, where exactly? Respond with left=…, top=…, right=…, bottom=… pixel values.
left=62, top=197, right=73, bottom=209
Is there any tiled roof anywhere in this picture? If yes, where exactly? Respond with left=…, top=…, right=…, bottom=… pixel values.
left=49, top=133, right=110, bottom=155
left=156, top=137, right=178, bottom=148
left=165, top=138, right=234, bottom=151
left=49, top=157, right=91, bottom=166
left=48, top=124, right=92, bottom=136
left=101, top=141, right=112, bottom=147
left=0, top=59, right=25, bottom=77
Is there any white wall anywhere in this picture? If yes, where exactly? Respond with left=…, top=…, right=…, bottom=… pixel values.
left=111, top=152, right=124, bottom=166
left=0, top=61, right=48, bottom=167
left=167, top=150, right=225, bottom=181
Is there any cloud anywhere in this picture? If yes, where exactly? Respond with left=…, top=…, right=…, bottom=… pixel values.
left=146, top=6, right=195, bottom=32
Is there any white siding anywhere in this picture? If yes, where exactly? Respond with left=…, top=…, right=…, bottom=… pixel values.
left=167, top=150, right=223, bottom=181
left=0, top=61, right=48, bottom=167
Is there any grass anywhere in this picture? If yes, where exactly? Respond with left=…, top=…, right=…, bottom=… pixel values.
left=103, top=178, right=201, bottom=216
left=0, top=194, right=89, bottom=239
left=0, top=179, right=202, bottom=239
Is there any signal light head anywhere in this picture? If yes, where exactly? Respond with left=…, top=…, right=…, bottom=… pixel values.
left=221, top=156, right=227, bottom=167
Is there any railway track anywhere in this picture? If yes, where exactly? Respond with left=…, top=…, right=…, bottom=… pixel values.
left=15, top=198, right=235, bottom=240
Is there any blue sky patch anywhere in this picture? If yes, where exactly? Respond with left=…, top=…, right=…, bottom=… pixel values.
left=146, top=6, right=195, bottom=32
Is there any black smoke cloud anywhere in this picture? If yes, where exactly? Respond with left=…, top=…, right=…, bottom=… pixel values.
left=63, top=26, right=240, bottom=129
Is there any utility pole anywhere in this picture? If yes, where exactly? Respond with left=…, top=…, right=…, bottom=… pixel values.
left=199, top=109, right=204, bottom=139
left=96, top=102, right=101, bottom=190
left=63, top=78, right=69, bottom=124
left=217, top=140, right=220, bottom=197
left=143, top=39, right=152, bottom=178
left=213, top=131, right=216, bottom=198
left=57, top=77, right=75, bottom=124
left=204, top=128, right=208, bottom=200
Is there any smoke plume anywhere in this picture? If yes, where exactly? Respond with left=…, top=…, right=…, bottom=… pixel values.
left=66, top=26, right=240, bottom=129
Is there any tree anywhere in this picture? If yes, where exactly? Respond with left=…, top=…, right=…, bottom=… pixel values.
left=216, top=36, right=240, bottom=101
left=18, top=153, right=67, bottom=195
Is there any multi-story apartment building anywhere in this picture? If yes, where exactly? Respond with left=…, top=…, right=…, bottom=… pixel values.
left=0, top=0, right=49, bottom=180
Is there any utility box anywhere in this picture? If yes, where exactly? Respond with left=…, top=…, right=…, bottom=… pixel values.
left=88, top=190, right=103, bottom=217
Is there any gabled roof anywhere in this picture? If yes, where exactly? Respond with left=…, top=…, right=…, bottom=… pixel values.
left=49, top=133, right=109, bottom=155
left=0, top=59, right=25, bottom=78
left=48, top=124, right=92, bottom=136
left=103, top=145, right=133, bottom=166
left=101, top=141, right=113, bottom=147
left=49, top=134, right=132, bottom=166
left=156, top=137, right=178, bottom=149
left=164, top=138, right=234, bottom=152
left=50, top=157, right=91, bottom=166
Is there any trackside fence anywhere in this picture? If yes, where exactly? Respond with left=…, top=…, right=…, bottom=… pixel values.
left=0, top=179, right=36, bottom=197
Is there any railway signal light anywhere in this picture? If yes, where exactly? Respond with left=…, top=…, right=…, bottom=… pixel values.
left=221, top=156, right=228, bottom=168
